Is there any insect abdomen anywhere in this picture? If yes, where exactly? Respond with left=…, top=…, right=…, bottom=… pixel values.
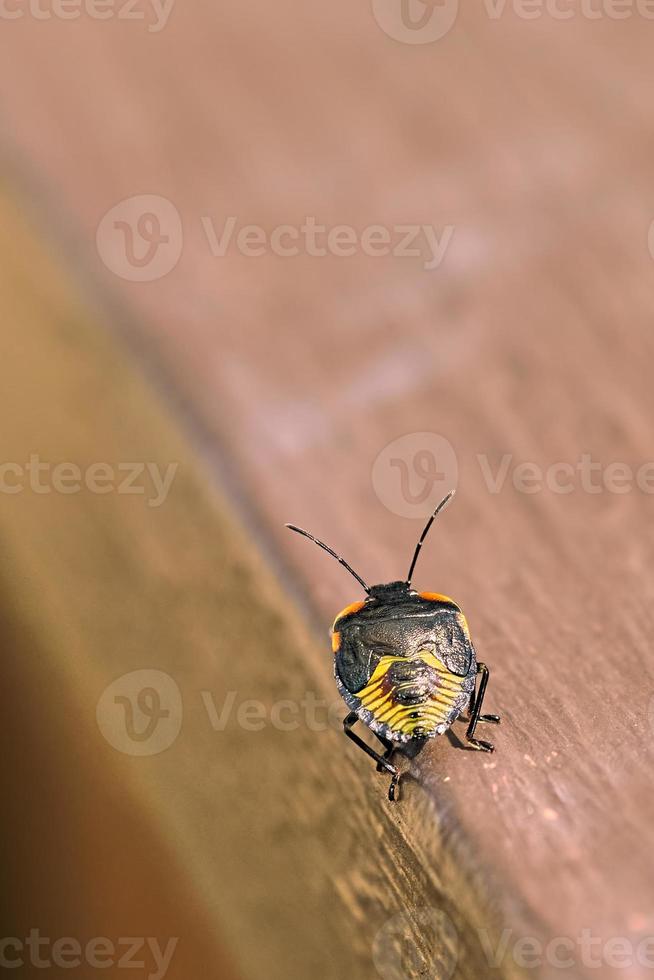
left=354, top=651, right=470, bottom=741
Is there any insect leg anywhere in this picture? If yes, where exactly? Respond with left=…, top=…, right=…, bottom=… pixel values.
left=375, top=747, right=395, bottom=773
left=468, top=683, right=501, bottom=725
left=374, top=733, right=395, bottom=772
left=468, top=660, right=500, bottom=724
left=466, top=663, right=498, bottom=752
left=343, top=712, right=401, bottom=801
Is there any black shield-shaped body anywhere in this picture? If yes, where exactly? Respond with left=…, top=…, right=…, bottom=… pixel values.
left=332, top=582, right=476, bottom=743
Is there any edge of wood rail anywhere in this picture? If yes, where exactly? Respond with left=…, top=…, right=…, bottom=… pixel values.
left=0, top=184, right=529, bottom=979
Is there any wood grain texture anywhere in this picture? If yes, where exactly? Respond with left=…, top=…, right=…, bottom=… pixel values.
left=0, top=4, right=654, bottom=978
left=0, top=191, right=521, bottom=980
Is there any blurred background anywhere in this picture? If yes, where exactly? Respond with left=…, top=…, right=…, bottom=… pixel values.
left=1, top=3, right=654, bottom=979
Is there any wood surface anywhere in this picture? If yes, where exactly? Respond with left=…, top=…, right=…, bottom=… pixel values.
left=0, top=4, right=653, bottom=979
left=0, top=191, right=519, bottom=980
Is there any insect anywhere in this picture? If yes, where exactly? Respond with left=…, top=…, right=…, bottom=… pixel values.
left=286, top=490, right=500, bottom=801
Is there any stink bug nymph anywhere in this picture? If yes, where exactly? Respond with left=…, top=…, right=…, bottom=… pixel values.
left=286, top=491, right=500, bottom=801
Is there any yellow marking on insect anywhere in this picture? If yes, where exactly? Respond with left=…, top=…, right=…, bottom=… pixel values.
left=359, top=677, right=384, bottom=700
left=356, top=656, right=399, bottom=697
left=436, top=680, right=463, bottom=694
left=377, top=703, right=410, bottom=725
left=331, top=631, right=341, bottom=653
left=360, top=681, right=389, bottom=705
left=355, top=650, right=466, bottom=736
left=360, top=680, right=386, bottom=701
left=365, top=693, right=393, bottom=715
left=380, top=703, right=451, bottom=736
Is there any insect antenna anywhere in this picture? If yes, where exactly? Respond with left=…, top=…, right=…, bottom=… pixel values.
left=405, top=489, right=455, bottom=587
left=285, top=524, right=370, bottom=594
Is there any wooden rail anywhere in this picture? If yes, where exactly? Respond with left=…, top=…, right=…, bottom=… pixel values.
left=1, top=5, right=654, bottom=978
left=0, top=191, right=520, bottom=979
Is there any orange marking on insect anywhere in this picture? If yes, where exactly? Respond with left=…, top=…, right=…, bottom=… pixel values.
left=331, top=631, right=341, bottom=653
left=332, top=600, right=365, bottom=629
left=419, top=594, right=469, bottom=637
left=419, top=591, right=457, bottom=605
